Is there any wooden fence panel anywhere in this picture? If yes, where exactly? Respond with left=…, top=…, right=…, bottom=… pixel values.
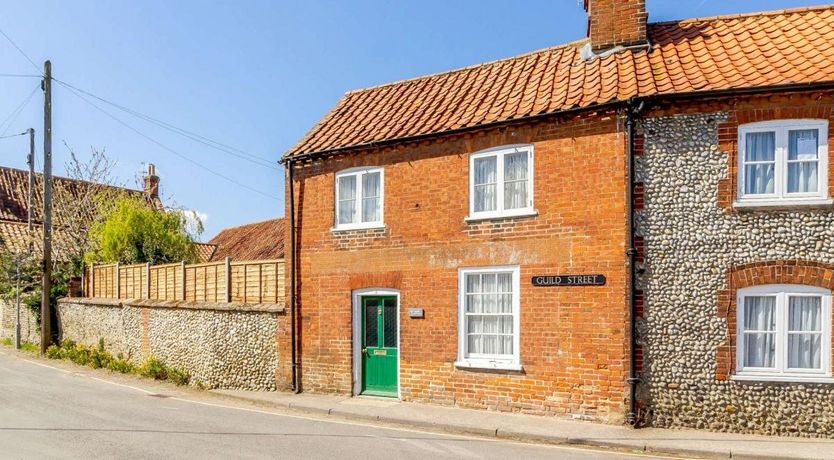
left=185, top=262, right=225, bottom=303
left=118, top=264, right=146, bottom=299
left=87, top=259, right=283, bottom=304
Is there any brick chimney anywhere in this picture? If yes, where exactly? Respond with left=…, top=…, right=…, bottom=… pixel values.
left=584, top=0, right=648, bottom=54
left=144, top=163, right=160, bottom=199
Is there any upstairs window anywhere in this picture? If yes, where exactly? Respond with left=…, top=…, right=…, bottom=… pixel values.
left=736, top=285, right=832, bottom=381
left=335, top=167, right=383, bottom=230
left=737, top=120, right=829, bottom=206
left=469, top=145, right=534, bottom=220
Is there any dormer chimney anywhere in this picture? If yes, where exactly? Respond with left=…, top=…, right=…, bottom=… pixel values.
left=144, top=163, right=160, bottom=199
left=584, top=0, right=648, bottom=54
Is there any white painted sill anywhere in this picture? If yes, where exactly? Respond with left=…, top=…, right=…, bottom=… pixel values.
left=454, top=360, right=523, bottom=372
left=731, top=374, right=834, bottom=384
left=733, top=198, right=834, bottom=210
left=330, top=223, right=387, bottom=233
left=464, top=210, right=538, bottom=223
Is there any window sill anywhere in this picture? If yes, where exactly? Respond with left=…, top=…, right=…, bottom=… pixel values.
left=733, top=198, right=834, bottom=210
left=465, top=210, right=538, bottom=223
left=454, top=360, right=522, bottom=371
left=731, top=374, right=834, bottom=384
left=331, top=224, right=387, bottom=233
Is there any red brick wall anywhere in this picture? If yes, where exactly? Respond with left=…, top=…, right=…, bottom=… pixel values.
left=585, top=0, right=648, bottom=53
left=286, top=111, right=631, bottom=421
left=716, top=260, right=834, bottom=380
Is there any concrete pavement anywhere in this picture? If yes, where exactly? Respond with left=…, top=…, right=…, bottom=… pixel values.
left=214, top=388, right=834, bottom=460
left=0, top=348, right=668, bottom=459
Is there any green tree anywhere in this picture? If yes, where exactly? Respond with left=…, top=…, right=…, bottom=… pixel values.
left=85, top=196, right=200, bottom=265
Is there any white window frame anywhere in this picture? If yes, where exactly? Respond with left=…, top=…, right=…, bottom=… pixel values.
left=333, top=166, right=384, bottom=231
left=455, top=265, right=521, bottom=371
left=467, top=145, right=535, bottom=221
left=734, top=284, right=832, bottom=383
left=735, top=119, right=830, bottom=208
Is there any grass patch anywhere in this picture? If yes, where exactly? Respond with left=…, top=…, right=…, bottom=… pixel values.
left=0, top=337, right=39, bottom=353
left=46, top=339, right=190, bottom=386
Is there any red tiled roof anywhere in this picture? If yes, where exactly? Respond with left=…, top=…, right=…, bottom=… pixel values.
left=285, top=6, right=834, bottom=158
left=208, top=218, right=285, bottom=261
left=0, top=165, right=159, bottom=224
left=194, top=242, right=217, bottom=263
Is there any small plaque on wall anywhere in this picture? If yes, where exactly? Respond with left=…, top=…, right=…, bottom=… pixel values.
left=532, top=274, right=606, bottom=287
left=408, top=308, right=424, bottom=318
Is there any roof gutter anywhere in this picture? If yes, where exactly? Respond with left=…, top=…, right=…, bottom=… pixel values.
left=279, top=80, right=834, bottom=166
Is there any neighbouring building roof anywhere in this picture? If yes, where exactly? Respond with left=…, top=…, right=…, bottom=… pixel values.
left=194, top=242, right=218, bottom=263
left=207, top=218, right=285, bottom=261
left=285, top=6, right=834, bottom=159
left=0, top=166, right=160, bottom=225
left=0, top=165, right=161, bottom=260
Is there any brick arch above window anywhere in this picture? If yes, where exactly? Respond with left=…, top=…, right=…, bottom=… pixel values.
left=716, top=260, right=834, bottom=380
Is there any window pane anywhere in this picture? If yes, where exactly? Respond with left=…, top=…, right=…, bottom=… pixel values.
left=465, top=274, right=480, bottom=295
left=744, top=333, right=776, bottom=368
left=787, top=162, right=818, bottom=193
left=788, top=334, right=822, bottom=369
left=383, top=298, right=397, bottom=348
left=473, top=157, right=497, bottom=212
left=504, top=152, right=529, bottom=210
left=788, top=129, right=819, bottom=160
left=364, top=299, right=379, bottom=348
left=745, top=132, right=775, bottom=161
left=744, top=164, right=775, bottom=194
left=789, top=296, right=821, bottom=332
left=361, top=172, right=381, bottom=222
left=743, top=296, right=776, bottom=331
left=338, top=175, right=357, bottom=224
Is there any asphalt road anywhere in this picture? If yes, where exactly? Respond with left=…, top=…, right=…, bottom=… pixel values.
left=0, top=349, right=672, bottom=460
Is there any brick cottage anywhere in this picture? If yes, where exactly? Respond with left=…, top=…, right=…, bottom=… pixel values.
left=280, top=1, right=834, bottom=435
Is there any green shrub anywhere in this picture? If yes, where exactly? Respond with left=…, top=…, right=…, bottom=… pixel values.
left=0, top=337, right=11, bottom=346
left=45, top=339, right=189, bottom=386
left=19, top=342, right=38, bottom=353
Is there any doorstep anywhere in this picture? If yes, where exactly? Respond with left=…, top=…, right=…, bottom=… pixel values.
left=212, top=389, right=834, bottom=460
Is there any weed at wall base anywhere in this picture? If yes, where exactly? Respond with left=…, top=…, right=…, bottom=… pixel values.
left=45, top=339, right=190, bottom=386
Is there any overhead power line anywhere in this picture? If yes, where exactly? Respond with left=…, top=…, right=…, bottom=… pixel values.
left=0, top=83, right=39, bottom=137
left=0, top=25, right=40, bottom=73
left=0, top=131, right=27, bottom=140
left=59, top=82, right=281, bottom=201
left=53, top=78, right=279, bottom=170
left=0, top=73, right=42, bottom=78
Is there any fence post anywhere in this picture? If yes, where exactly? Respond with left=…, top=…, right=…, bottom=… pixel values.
left=89, top=262, right=95, bottom=298
left=181, top=261, right=186, bottom=301
left=115, top=262, right=120, bottom=299
left=224, top=257, right=231, bottom=303
left=145, top=262, right=151, bottom=300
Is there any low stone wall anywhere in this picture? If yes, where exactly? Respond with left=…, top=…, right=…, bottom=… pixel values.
left=0, top=299, right=39, bottom=345
left=57, top=298, right=285, bottom=390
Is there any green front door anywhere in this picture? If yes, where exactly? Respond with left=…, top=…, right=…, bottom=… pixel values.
left=361, top=296, right=398, bottom=396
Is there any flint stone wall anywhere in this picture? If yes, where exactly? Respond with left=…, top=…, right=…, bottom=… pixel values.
left=638, top=112, right=834, bottom=437
left=57, top=298, right=284, bottom=390
left=0, top=299, right=39, bottom=345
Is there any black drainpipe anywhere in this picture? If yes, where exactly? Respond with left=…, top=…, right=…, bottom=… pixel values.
left=287, top=159, right=299, bottom=393
left=625, top=98, right=644, bottom=425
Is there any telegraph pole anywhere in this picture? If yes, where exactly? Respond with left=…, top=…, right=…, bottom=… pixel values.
left=40, top=60, right=52, bottom=355
left=27, top=128, right=34, bottom=233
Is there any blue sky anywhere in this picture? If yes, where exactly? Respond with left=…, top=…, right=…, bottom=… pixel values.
left=0, top=0, right=822, bottom=239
